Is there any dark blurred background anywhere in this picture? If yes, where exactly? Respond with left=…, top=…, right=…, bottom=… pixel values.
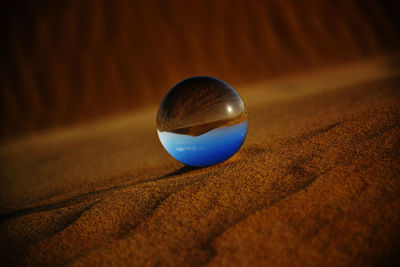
left=1, top=0, right=399, bottom=141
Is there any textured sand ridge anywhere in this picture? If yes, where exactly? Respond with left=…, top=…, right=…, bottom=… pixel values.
left=1, top=0, right=399, bottom=140
left=0, top=57, right=399, bottom=266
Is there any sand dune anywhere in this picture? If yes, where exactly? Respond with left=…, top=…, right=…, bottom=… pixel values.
left=1, top=0, right=399, bottom=140
left=1, top=1, right=400, bottom=265
left=0, top=57, right=399, bottom=265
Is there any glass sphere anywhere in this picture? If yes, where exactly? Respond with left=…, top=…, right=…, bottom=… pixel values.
left=157, top=76, right=248, bottom=167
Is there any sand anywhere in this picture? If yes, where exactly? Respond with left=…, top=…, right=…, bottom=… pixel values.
left=0, top=56, right=399, bottom=266
left=1, top=0, right=399, bottom=140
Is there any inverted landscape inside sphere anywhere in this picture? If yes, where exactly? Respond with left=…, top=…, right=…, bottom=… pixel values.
left=157, top=76, right=248, bottom=166
left=158, top=120, right=248, bottom=166
left=157, top=76, right=247, bottom=135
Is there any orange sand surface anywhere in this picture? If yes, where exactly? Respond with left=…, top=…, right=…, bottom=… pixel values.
left=1, top=56, right=399, bottom=266
left=1, top=0, right=399, bottom=140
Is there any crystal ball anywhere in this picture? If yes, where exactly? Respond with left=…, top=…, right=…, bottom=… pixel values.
left=157, top=76, right=248, bottom=167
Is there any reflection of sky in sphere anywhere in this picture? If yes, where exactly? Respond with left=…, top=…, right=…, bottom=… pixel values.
left=158, top=120, right=248, bottom=167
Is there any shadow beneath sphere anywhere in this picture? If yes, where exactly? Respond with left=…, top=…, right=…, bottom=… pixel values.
left=161, top=165, right=204, bottom=179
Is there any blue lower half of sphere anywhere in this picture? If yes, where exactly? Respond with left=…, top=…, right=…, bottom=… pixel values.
left=158, top=120, right=248, bottom=167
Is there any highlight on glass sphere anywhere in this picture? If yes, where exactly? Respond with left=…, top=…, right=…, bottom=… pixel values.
left=156, top=76, right=248, bottom=167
